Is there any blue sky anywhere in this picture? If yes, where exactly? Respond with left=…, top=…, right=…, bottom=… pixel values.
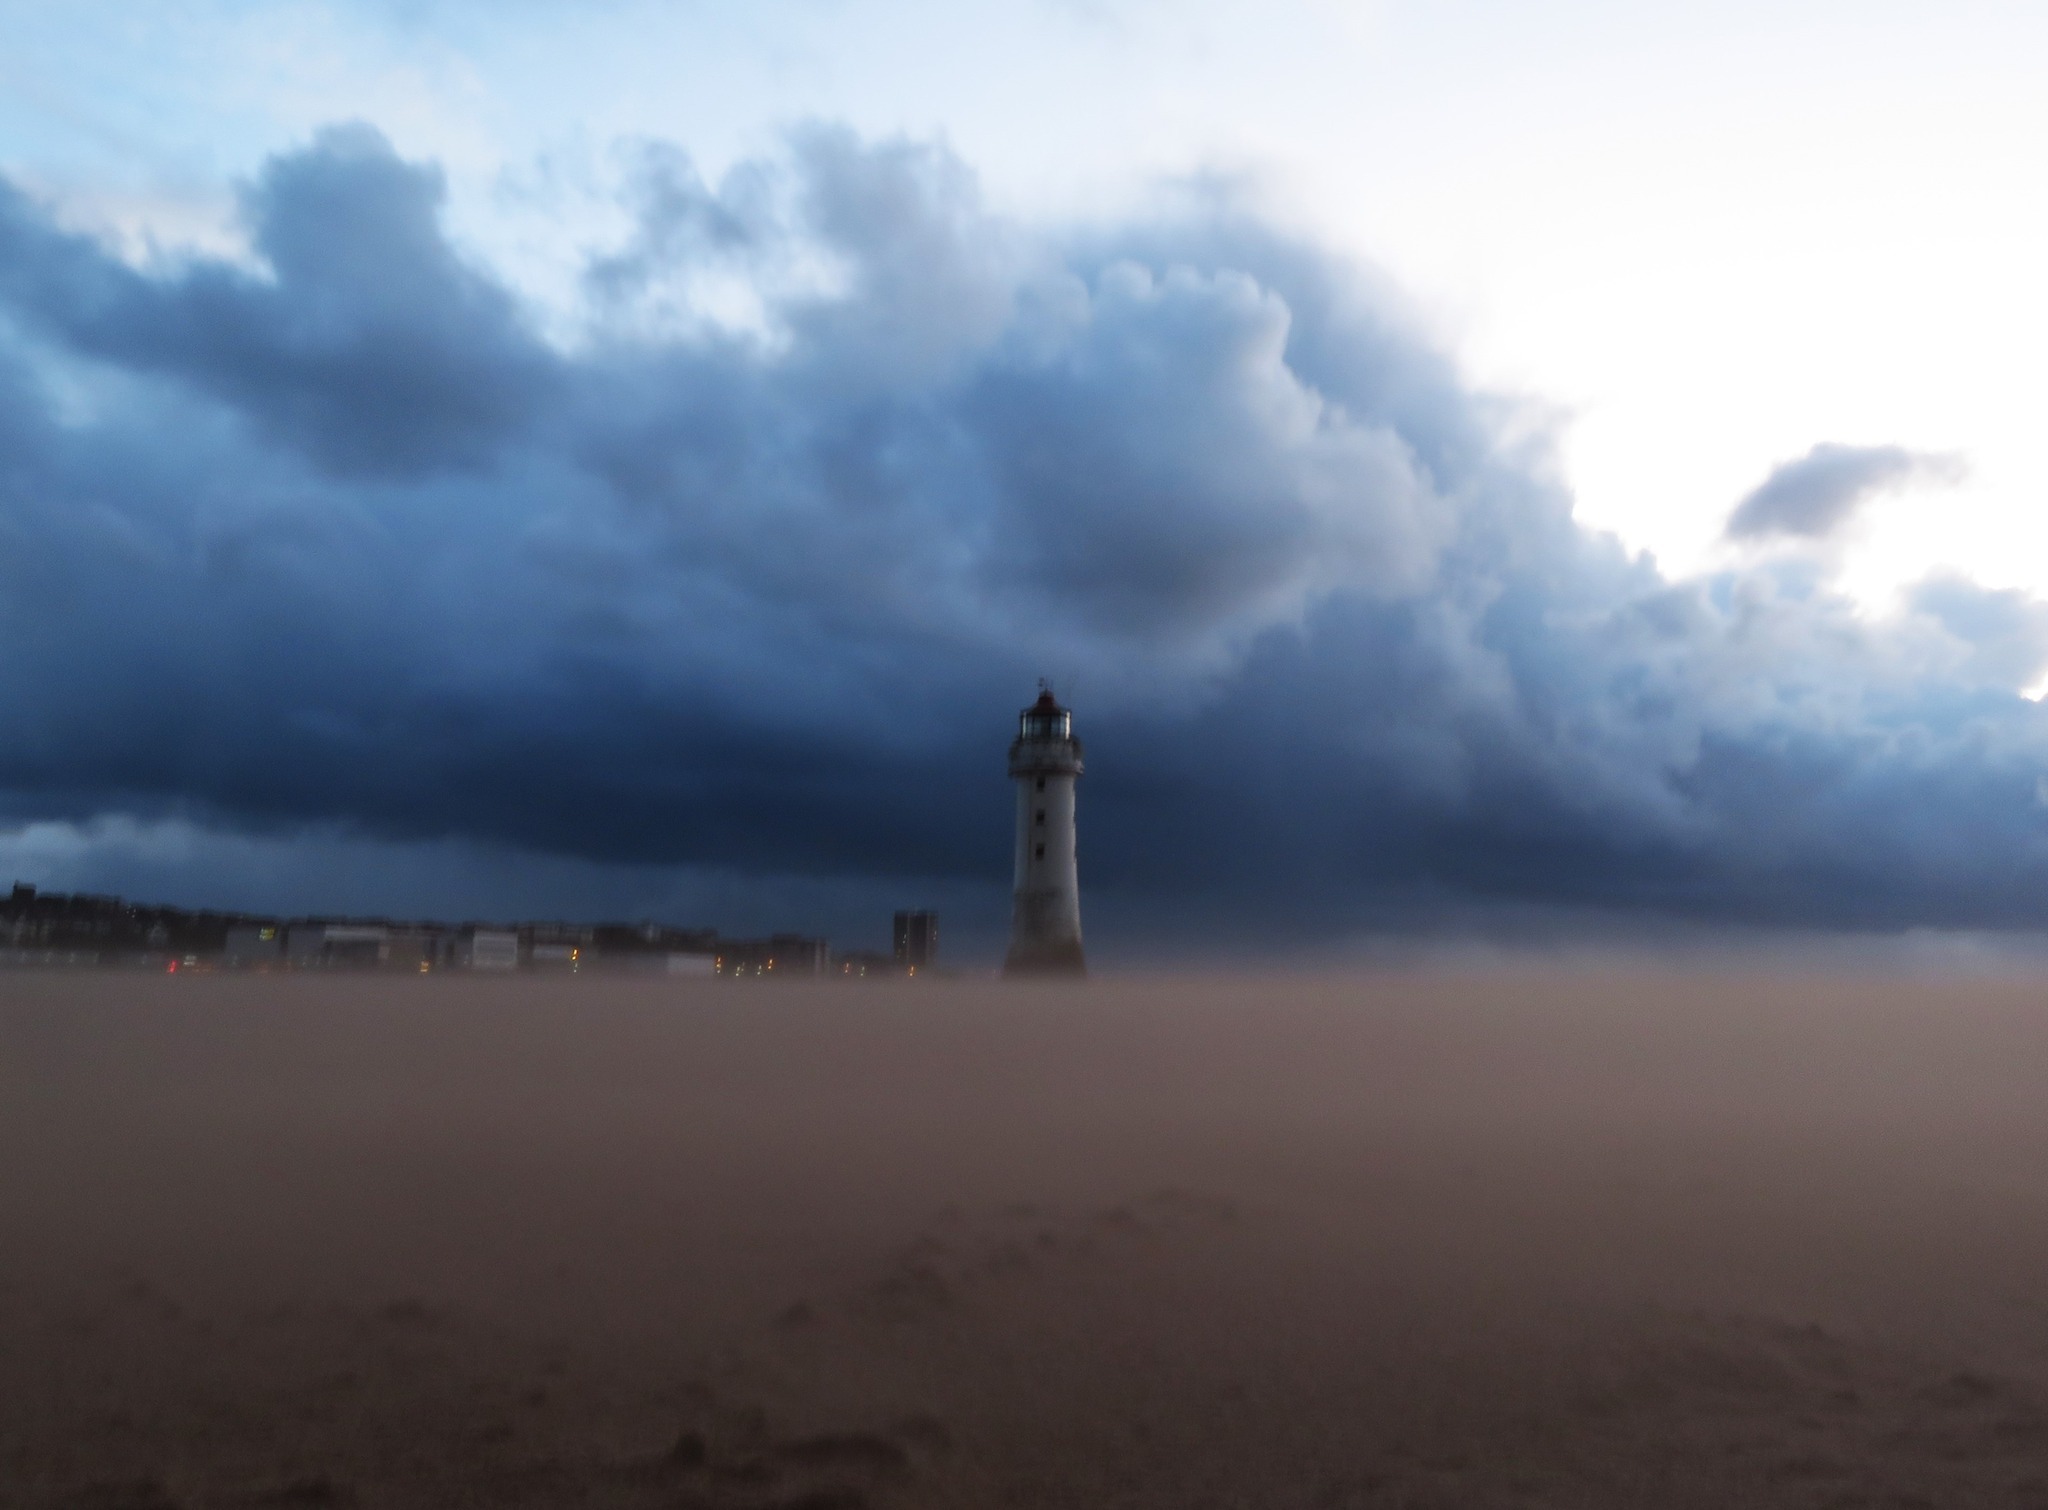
left=3, top=0, right=2046, bottom=957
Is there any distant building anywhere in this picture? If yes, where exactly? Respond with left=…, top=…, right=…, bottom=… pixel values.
left=717, top=934, right=829, bottom=978
left=1, top=882, right=824, bottom=981
left=893, top=910, right=938, bottom=972
left=466, top=930, right=519, bottom=971
left=768, top=934, right=828, bottom=975
left=288, top=923, right=390, bottom=968
left=3, top=883, right=244, bottom=965
left=223, top=922, right=284, bottom=966
left=383, top=929, right=441, bottom=972
left=584, top=922, right=720, bottom=975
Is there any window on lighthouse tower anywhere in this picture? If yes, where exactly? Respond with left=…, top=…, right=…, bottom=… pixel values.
left=1035, top=844, right=1045, bottom=859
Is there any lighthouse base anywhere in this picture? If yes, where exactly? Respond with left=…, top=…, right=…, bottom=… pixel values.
left=1003, top=937, right=1087, bottom=978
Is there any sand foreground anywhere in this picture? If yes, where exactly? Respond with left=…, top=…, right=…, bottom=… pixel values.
left=7, top=968, right=2048, bottom=1507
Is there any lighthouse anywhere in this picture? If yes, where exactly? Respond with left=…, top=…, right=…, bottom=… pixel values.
left=1005, top=684, right=1086, bottom=977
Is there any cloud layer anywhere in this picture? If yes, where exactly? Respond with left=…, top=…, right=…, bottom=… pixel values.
left=1726, top=441, right=1964, bottom=541
left=2, top=124, right=2047, bottom=946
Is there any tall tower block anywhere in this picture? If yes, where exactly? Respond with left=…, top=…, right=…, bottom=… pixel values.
left=1005, top=686, right=1086, bottom=977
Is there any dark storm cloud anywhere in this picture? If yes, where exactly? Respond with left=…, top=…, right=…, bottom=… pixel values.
left=0, top=124, right=556, bottom=476
left=1726, top=441, right=1964, bottom=540
left=3, top=122, right=2047, bottom=941
left=584, top=143, right=773, bottom=305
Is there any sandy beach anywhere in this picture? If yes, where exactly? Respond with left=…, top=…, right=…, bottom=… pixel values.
left=8, top=968, right=2048, bottom=1507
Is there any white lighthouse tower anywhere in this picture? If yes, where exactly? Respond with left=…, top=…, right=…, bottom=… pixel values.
left=1005, top=684, right=1086, bottom=977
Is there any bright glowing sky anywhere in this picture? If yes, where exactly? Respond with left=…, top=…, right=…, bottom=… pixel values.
left=6, top=0, right=2042, bottom=607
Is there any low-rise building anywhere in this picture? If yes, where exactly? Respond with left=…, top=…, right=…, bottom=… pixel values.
left=717, top=934, right=830, bottom=977
left=223, top=923, right=284, bottom=967
left=465, top=929, right=519, bottom=970
left=288, top=923, right=389, bottom=968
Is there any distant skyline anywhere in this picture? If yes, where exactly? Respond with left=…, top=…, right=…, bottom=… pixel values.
left=3, top=0, right=2047, bottom=958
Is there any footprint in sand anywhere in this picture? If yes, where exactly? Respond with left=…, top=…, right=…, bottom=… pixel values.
left=59, top=1481, right=184, bottom=1510
left=836, top=1189, right=1241, bottom=1325
left=644, top=1390, right=953, bottom=1510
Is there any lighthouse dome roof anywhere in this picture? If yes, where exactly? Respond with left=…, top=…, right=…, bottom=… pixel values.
left=1017, top=687, right=1073, bottom=742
